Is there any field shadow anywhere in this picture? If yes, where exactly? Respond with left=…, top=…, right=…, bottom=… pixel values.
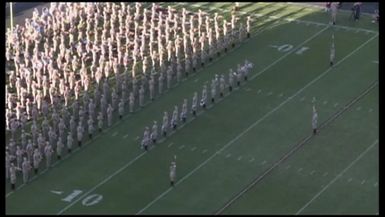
left=252, top=7, right=308, bottom=33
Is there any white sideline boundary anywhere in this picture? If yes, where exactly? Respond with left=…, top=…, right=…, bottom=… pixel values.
left=296, top=139, right=378, bottom=215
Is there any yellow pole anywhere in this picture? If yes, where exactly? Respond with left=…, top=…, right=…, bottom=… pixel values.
left=10, top=2, right=14, bottom=32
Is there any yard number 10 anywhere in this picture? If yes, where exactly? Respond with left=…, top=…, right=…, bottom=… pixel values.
left=61, top=190, right=103, bottom=206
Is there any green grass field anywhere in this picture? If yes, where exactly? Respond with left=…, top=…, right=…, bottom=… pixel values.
left=5, top=2, right=379, bottom=215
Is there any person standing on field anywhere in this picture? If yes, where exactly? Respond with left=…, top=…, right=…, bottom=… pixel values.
left=22, top=157, right=32, bottom=184
left=77, top=122, right=84, bottom=147
left=9, top=163, right=21, bottom=190
left=180, top=99, right=188, bottom=123
left=169, top=160, right=176, bottom=187
left=139, top=85, right=145, bottom=108
left=211, top=78, right=217, bottom=103
left=26, top=140, right=33, bottom=162
left=88, top=117, right=95, bottom=139
left=44, top=142, right=54, bottom=168
left=6, top=151, right=15, bottom=181
left=162, top=111, right=169, bottom=136
left=200, top=85, right=207, bottom=109
left=107, top=104, right=113, bottom=127
left=171, top=105, right=179, bottom=130
left=33, top=148, right=42, bottom=175
left=118, top=99, right=125, bottom=120
left=312, top=105, right=318, bottom=135
left=219, top=74, right=226, bottom=97
left=67, top=132, right=73, bottom=153
left=129, top=91, right=135, bottom=113
left=331, top=2, right=338, bottom=25
left=97, top=112, right=103, bottom=132
left=228, top=69, right=234, bottom=91
left=56, top=137, right=64, bottom=160
left=330, top=34, right=335, bottom=66
left=151, top=121, right=158, bottom=144
left=192, top=92, right=198, bottom=116
left=142, top=127, right=150, bottom=151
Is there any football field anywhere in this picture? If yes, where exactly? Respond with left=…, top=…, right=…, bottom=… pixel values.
left=5, top=2, right=379, bottom=214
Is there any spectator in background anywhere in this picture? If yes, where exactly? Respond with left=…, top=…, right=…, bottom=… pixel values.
left=233, top=2, right=240, bottom=13
left=372, top=9, right=379, bottom=23
left=325, top=2, right=331, bottom=12
left=331, top=2, right=338, bottom=25
left=352, top=2, right=362, bottom=21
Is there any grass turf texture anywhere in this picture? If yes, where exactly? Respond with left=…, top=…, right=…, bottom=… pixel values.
left=5, top=2, right=378, bottom=214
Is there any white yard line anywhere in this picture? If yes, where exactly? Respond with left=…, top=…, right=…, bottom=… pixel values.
left=296, top=139, right=378, bottom=215
left=137, top=32, right=378, bottom=215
